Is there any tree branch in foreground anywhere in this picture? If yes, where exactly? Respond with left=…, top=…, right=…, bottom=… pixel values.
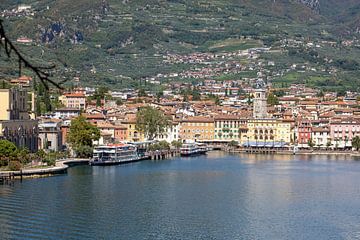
left=0, top=19, right=64, bottom=89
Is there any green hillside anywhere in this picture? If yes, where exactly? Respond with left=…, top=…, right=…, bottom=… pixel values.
left=1, top=0, right=360, bottom=91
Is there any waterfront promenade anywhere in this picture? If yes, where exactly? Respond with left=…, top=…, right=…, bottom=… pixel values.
left=0, top=159, right=90, bottom=179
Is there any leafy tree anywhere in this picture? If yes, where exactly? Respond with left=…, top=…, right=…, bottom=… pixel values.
left=138, top=88, right=147, bottom=97
left=115, top=99, right=123, bottom=106
left=171, top=140, right=182, bottom=149
left=326, top=139, right=332, bottom=149
left=267, top=93, right=279, bottom=106
left=43, top=89, right=52, bottom=112
left=214, top=95, right=221, bottom=105
left=73, top=145, right=94, bottom=158
left=308, top=138, right=315, bottom=149
left=158, top=141, right=170, bottom=150
left=67, top=116, right=100, bottom=149
left=136, top=106, right=171, bottom=140
left=228, top=140, right=239, bottom=147
left=247, top=94, right=253, bottom=105
left=352, top=136, right=360, bottom=151
left=16, top=148, right=30, bottom=165
left=92, top=86, right=110, bottom=106
left=156, top=91, right=163, bottom=102
left=8, top=161, right=21, bottom=171
left=0, top=140, right=17, bottom=158
left=192, top=88, right=201, bottom=101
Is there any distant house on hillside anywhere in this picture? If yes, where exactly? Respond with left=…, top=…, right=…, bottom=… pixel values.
left=59, top=92, right=86, bottom=110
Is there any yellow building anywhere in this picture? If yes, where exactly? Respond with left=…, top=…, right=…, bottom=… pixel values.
left=180, top=116, right=214, bottom=142
left=0, top=88, right=38, bottom=152
left=246, top=119, right=292, bottom=147
left=121, top=117, right=145, bottom=142
left=214, top=116, right=248, bottom=143
left=0, top=88, right=29, bottom=120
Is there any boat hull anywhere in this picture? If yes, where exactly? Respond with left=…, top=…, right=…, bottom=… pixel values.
left=90, top=156, right=150, bottom=166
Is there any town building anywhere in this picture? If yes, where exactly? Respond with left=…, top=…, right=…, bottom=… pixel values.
left=330, top=118, right=360, bottom=149
left=297, top=119, right=312, bottom=148
left=0, top=88, right=38, bottom=152
left=214, top=115, right=247, bottom=143
left=311, top=127, right=330, bottom=149
left=59, top=92, right=86, bottom=110
left=180, top=116, right=214, bottom=142
left=121, top=117, right=145, bottom=142
left=155, top=121, right=181, bottom=143
left=246, top=119, right=292, bottom=147
left=38, top=120, right=63, bottom=151
left=54, top=108, right=81, bottom=119
left=253, top=89, right=267, bottom=119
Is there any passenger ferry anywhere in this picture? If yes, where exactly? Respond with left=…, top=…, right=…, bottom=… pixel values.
left=180, top=143, right=208, bottom=156
left=90, top=144, right=140, bottom=166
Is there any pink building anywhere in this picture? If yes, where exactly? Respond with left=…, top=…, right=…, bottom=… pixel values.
left=330, top=118, right=360, bottom=149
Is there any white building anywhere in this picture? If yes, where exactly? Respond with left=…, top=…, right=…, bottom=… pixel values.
left=155, top=121, right=180, bottom=143
left=311, top=127, right=330, bottom=149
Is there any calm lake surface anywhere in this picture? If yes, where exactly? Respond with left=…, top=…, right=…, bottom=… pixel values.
left=1, top=152, right=360, bottom=240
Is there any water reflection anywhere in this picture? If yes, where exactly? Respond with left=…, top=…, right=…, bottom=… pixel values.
left=1, top=153, right=360, bottom=239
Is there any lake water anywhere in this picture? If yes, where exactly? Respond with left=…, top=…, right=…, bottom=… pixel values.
left=1, top=152, right=360, bottom=240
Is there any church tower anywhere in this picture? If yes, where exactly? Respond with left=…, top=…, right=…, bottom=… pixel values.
left=253, top=89, right=267, bottom=119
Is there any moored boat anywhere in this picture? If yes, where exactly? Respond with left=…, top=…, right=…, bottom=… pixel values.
left=90, top=144, right=141, bottom=166
left=180, top=143, right=208, bottom=156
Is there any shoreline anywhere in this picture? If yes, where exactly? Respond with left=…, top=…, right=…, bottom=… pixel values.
left=1, top=151, right=360, bottom=181
left=0, top=158, right=90, bottom=180
left=229, top=149, right=360, bottom=157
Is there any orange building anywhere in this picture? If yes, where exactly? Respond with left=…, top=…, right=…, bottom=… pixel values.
left=180, top=116, right=215, bottom=142
left=114, top=125, right=128, bottom=142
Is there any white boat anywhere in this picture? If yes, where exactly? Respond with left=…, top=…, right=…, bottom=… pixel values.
left=180, top=143, right=208, bottom=156
left=90, top=144, right=141, bottom=166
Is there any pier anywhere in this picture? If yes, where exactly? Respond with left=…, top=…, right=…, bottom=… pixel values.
left=147, top=149, right=180, bottom=160
left=0, top=172, right=15, bottom=184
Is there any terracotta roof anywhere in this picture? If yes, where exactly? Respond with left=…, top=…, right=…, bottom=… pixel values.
left=182, top=116, right=214, bottom=123
left=312, top=127, right=330, bottom=133
left=83, top=113, right=106, bottom=119
left=64, top=93, right=86, bottom=98
left=97, top=121, right=115, bottom=129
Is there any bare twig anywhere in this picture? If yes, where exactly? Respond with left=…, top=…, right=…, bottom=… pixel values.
left=0, top=19, right=64, bottom=89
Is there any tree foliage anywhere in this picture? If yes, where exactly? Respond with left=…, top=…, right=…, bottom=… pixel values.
left=352, top=136, right=360, bottom=151
left=67, top=116, right=100, bottom=148
left=0, top=140, right=18, bottom=158
left=136, top=106, right=171, bottom=140
left=267, top=93, right=279, bottom=106
left=148, top=141, right=170, bottom=151
left=171, top=140, right=182, bottom=149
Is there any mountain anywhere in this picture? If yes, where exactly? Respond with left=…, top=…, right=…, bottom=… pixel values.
left=1, top=0, right=360, bottom=90
left=297, top=0, right=320, bottom=12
